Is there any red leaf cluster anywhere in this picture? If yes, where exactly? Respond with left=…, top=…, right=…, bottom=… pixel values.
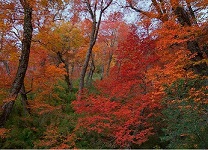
left=73, top=29, right=161, bottom=147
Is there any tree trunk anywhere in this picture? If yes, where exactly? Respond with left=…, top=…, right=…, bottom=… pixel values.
left=79, top=42, right=95, bottom=93
left=86, top=54, right=95, bottom=86
left=185, top=0, right=198, bottom=25
left=173, top=6, right=208, bottom=75
left=106, top=52, right=113, bottom=77
left=57, top=51, right=73, bottom=92
left=71, top=62, right=74, bottom=76
left=128, top=1, right=208, bottom=75
left=0, top=0, right=33, bottom=126
left=203, top=45, right=208, bottom=57
left=2, top=61, right=11, bottom=75
left=174, top=6, right=191, bottom=26
left=78, top=18, right=97, bottom=98
left=187, top=40, right=208, bottom=75
left=20, top=83, right=30, bottom=115
left=2, top=61, right=31, bottom=116
left=100, top=65, right=104, bottom=80
left=78, top=0, right=113, bottom=99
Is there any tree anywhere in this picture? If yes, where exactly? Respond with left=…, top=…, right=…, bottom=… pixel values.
left=98, top=12, right=129, bottom=77
left=0, top=0, right=68, bottom=126
left=77, top=0, right=113, bottom=98
left=127, top=0, right=208, bottom=75
left=0, top=0, right=33, bottom=126
left=161, top=78, right=208, bottom=148
left=35, top=21, right=86, bottom=92
left=73, top=28, right=161, bottom=148
left=126, top=1, right=208, bottom=148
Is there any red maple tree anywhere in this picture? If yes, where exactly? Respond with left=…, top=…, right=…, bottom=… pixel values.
left=73, top=27, right=161, bottom=148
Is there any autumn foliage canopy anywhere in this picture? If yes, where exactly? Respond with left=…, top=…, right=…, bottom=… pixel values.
left=0, top=0, right=208, bottom=149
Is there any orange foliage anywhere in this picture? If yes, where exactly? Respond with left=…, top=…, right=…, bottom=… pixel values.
left=145, top=20, right=199, bottom=96
left=73, top=28, right=161, bottom=148
left=34, top=125, right=69, bottom=148
left=25, top=45, right=65, bottom=114
left=0, top=128, right=9, bottom=139
left=189, top=85, right=208, bottom=104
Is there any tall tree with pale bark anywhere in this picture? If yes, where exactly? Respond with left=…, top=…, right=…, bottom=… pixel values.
left=76, top=0, right=113, bottom=98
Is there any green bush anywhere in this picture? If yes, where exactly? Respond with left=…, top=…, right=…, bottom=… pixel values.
left=161, top=78, right=208, bottom=148
left=0, top=80, right=78, bottom=149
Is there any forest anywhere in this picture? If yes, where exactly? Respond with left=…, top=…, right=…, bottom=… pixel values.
left=0, top=0, right=208, bottom=149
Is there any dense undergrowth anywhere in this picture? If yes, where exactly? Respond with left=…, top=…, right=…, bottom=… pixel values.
left=0, top=77, right=207, bottom=149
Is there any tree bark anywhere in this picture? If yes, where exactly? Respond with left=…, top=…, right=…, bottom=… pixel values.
left=2, top=61, right=11, bottom=75
left=71, top=62, right=74, bottom=76
left=86, top=54, right=95, bottom=86
left=78, top=0, right=113, bottom=99
left=106, top=52, right=113, bottom=77
left=128, top=0, right=208, bottom=75
left=203, top=45, right=208, bottom=57
left=20, top=83, right=30, bottom=115
left=173, top=6, right=208, bottom=75
left=185, top=0, right=198, bottom=25
left=78, top=19, right=97, bottom=96
left=100, top=65, right=104, bottom=80
left=174, top=6, right=191, bottom=26
left=0, top=0, right=33, bottom=126
left=57, top=51, right=73, bottom=93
